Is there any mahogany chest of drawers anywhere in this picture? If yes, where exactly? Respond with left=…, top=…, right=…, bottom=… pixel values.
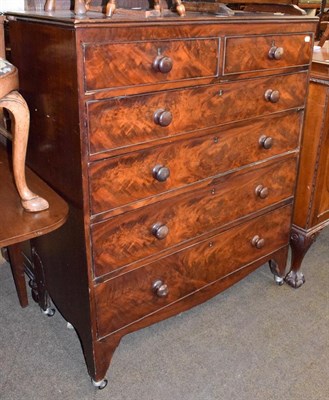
left=7, top=10, right=316, bottom=387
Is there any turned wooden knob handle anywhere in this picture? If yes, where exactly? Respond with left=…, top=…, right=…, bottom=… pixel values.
left=264, top=89, right=280, bottom=103
left=152, top=222, right=169, bottom=240
left=153, top=165, right=170, bottom=182
left=259, top=135, right=273, bottom=149
left=268, top=46, right=284, bottom=60
left=154, top=109, right=173, bottom=127
left=255, top=185, right=269, bottom=199
left=152, top=55, right=173, bottom=73
left=152, top=280, right=169, bottom=298
left=251, top=235, right=265, bottom=249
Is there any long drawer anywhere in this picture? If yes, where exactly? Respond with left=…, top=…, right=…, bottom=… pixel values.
left=223, top=33, right=312, bottom=75
left=94, top=204, right=292, bottom=338
left=89, top=112, right=301, bottom=214
left=91, top=156, right=297, bottom=277
left=83, top=38, right=219, bottom=92
left=87, top=72, right=308, bottom=155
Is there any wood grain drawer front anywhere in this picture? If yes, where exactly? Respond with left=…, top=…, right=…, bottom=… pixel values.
left=95, top=204, right=292, bottom=338
left=83, top=38, right=219, bottom=92
left=89, top=112, right=301, bottom=214
left=91, top=156, right=297, bottom=277
left=87, top=72, right=308, bottom=155
left=224, top=34, right=312, bottom=75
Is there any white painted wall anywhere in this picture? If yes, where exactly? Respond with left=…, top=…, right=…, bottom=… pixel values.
left=0, top=0, right=24, bottom=11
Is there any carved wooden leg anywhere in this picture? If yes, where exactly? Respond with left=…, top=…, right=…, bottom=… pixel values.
left=0, top=91, right=49, bottom=212
left=44, top=0, right=56, bottom=11
left=287, top=227, right=320, bottom=288
left=105, top=0, right=116, bottom=17
left=7, top=243, right=29, bottom=308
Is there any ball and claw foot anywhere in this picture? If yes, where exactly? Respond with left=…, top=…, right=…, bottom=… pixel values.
left=284, top=270, right=305, bottom=289
left=42, top=307, right=56, bottom=317
left=92, top=378, right=108, bottom=390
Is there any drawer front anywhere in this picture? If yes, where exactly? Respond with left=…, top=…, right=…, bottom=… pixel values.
left=89, top=112, right=301, bottom=214
left=95, top=204, right=292, bottom=338
left=224, top=33, right=312, bottom=75
left=87, top=72, right=308, bottom=155
left=83, top=38, right=219, bottom=92
left=91, top=157, right=297, bottom=277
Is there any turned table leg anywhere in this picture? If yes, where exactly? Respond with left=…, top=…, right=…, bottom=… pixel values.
left=0, top=91, right=49, bottom=212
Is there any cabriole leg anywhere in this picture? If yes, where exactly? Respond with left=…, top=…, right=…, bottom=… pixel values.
left=287, top=228, right=319, bottom=288
left=0, top=91, right=49, bottom=212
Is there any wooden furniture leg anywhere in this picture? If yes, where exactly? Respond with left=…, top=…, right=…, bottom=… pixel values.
left=287, top=227, right=320, bottom=288
left=7, top=243, right=28, bottom=307
left=0, top=91, right=49, bottom=212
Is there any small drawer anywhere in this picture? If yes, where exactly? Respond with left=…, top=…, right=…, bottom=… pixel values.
left=91, top=156, right=297, bottom=277
left=88, top=112, right=301, bottom=214
left=83, top=38, right=219, bottom=92
left=94, top=204, right=292, bottom=338
left=87, top=72, right=308, bottom=155
left=224, top=33, right=312, bottom=75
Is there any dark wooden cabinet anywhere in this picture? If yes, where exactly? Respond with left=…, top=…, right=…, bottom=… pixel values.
left=7, top=11, right=316, bottom=387
left=290, top=44, right=329, bottom=287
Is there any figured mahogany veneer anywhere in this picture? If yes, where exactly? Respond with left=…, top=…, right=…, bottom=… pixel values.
left=7, top=11, right=316, bottom=387
left=91, top=156, right=297, bottom=276
left=84, top=38, right=219, bottom=91
left=224, top=33, right=312, bottom=74
left=88, top=72, right=308, bottom=155
left=89, top=111, right=301, bottom=213
left=95, top=204, right=293, bottom=338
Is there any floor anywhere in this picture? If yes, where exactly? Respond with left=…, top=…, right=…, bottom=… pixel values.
left=0, top=227, right=328, bottom=400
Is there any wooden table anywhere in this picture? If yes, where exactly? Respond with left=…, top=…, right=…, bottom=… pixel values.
left=0, top=144, right=68, bottom=308
left=290, top=43, right=329, bottom=287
